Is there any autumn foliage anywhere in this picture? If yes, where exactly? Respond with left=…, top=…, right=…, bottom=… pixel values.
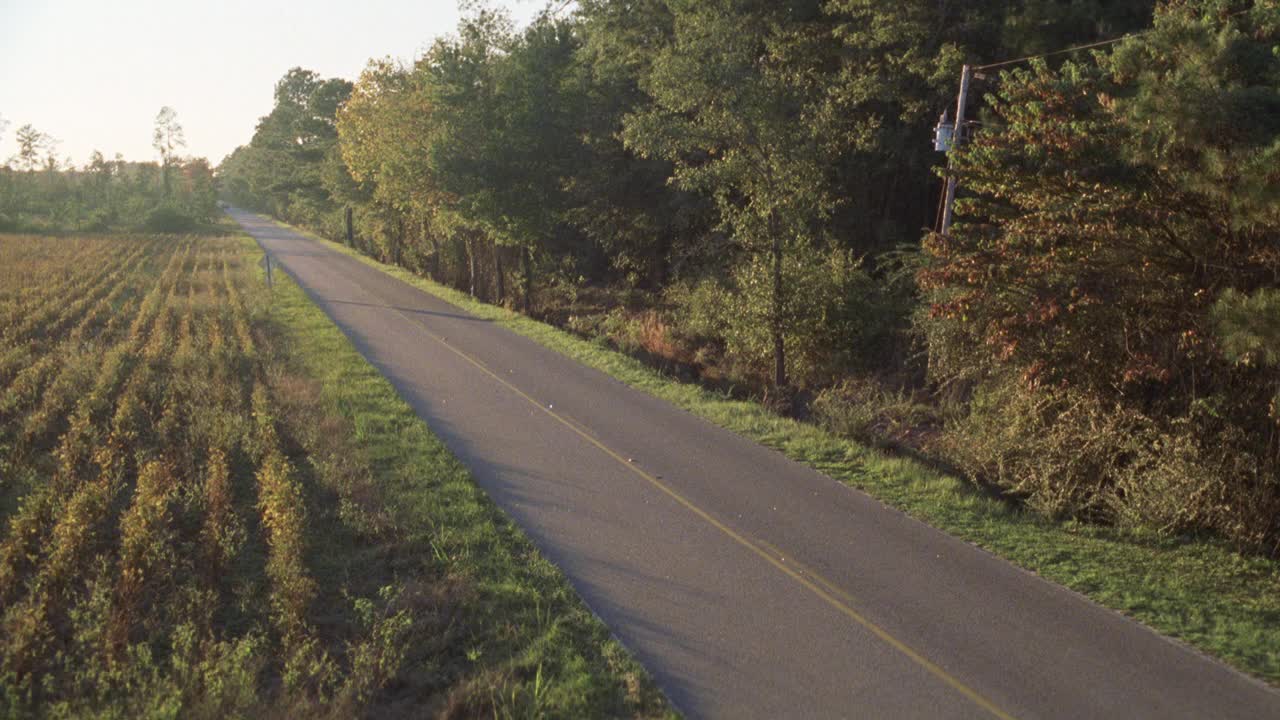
left=920, top=1, right=1280, bottom=550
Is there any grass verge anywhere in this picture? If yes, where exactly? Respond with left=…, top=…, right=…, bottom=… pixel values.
left=280, top=222, right=1280, bottom=686
left=248, top=235, right=673, bottom=717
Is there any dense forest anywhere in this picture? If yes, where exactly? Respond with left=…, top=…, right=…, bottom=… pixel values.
left=0, top=108, right=219, bottom=234
left=218, top=0, right=1280, bottom=555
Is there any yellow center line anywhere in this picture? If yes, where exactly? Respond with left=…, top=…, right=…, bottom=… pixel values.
left=753, top=536, right=866, bottom=611
left=287, top=239, right=1017, bottom=720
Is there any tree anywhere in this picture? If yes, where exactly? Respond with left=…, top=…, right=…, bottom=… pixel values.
left=417, top=8, right=513, bottom=300
left=623, top=0, right=875, bottom=392
left=1001, top=0, right=1155, bottom=55
left=420, top=8, right=589, bottom=308
left=918, top=0, right=1280, bottom=548
left=217, top=69, right=353, bottom=230
left=338, top=58, right=442, bottom=265
left=153, top=106, right=186, bottom=197
left=924, top=1, right=1280, bottom=400
left=474, top=13, right=585, bottom=309
left=570, top=0, right=713, bottom=287
left=12, top=124, right=50, bottom=172
left=177, top=157, right=218, bottom=221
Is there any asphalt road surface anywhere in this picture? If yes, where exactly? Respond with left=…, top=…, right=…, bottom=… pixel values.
left=230, top=208, right=1280, bottom=719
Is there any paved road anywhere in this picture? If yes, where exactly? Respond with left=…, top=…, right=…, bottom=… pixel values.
left=231, top=209, right=1280, bottom=719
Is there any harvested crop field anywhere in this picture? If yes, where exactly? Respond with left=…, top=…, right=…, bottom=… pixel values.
left=0, top=234, right=667, bottom=719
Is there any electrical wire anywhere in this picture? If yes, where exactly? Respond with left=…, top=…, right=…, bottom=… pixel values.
left=974, top=34, right=1144, bottom=71
left=974, top=7, right=1257, bottom=72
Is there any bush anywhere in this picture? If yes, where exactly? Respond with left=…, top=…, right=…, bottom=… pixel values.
left=1110, top=415, right=1278, bottom=551
left=597, top=307, right=686, bottom=363
left=942, top=382, right=1152, bottom=521
left=942, top=380, right=1280, bottom=553
left=669, top=245, right=911, bottom=388
left=143, top=205, right=197, bottom=233
left=83, top=207, right=117, bottom=232
left=811, top=377, right=940, bottom=449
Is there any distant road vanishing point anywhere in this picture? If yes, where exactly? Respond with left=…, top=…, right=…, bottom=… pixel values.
left=231, top=208, right=1280, bottom=720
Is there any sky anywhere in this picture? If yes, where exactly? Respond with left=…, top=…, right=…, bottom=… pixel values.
left=0, top=0, right=549, bottom=168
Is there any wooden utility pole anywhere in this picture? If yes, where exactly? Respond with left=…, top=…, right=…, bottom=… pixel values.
left=939, top=64, right=973, bottom=237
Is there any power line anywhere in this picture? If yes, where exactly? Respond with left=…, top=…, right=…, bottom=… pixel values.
left=973, top=33, right=1144, bottom=72
left=974, top=7, right=1257, bottom=72
left=936, top=6, right=1259, bottom=235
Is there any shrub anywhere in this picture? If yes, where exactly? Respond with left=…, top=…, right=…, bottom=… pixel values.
left=941, top=382, right=1152, bottom=521
left=812, top=377, right=941, bottom=449
left=1110, top=415, right=1279, bottom=552
left=83, top=207, right=116, bottom=232
left=143, top=205, right=197, bottom=234
left=598, top=307, right=682, bottom=360
left=669, top=245, right=911, bottom=388
left=942, top=379, right=1280, bottom=553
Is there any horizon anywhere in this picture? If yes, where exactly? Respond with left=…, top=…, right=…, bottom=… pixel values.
left=0, top=0, right=548, bottom=169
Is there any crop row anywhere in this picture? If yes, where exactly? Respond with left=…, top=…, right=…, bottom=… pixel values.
left=0, top=239, right=152, bottom=350
left=0, top=236, right=430, bottom=715
left=2, top=241, right=257, bottom=699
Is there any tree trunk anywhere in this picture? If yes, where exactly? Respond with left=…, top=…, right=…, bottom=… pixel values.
left=465, top=232, right=477, bottom=298
left=344, top=206, right=354, bottom=246
left=394, top=217, right=404, bottom=267
left=651, top=233, right=671, bottom=289
left=771, top=221, right=787, bottom=391
left=495, top=243, right=506, bottom=305
left=425, top=220, right=440, bottom=280
left=521, top=246, right=533, bottom=314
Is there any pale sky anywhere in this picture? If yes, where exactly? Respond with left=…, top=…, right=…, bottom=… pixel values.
left=0, top=0, right=549, bottom=168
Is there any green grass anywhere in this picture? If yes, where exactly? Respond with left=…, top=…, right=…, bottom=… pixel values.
left=248, top=235, right=673, bottom=718
left=279, top=224, right=1280, bottom=687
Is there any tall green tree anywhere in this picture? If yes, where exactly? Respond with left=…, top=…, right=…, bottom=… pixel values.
left=1002, top=0, right=1156, bottom=54
left=152, top=106, right=185, bottom=198
left=222, top=68, right=353, bottom=227
left=338, top=58, right=441, bottom=266
left=422, top=9, right=586, bottom=308
left=570, top=0, right=712, bottom=287
left=623, top=0, right=875, bottom=390
left=11, top=124, right=50, bottom=173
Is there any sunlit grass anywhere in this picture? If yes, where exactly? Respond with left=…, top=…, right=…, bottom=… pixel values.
left=256, top=235, right=674, bottom=717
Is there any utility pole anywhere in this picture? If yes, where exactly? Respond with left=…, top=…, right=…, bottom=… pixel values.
left=939, top=64, right=973, bottom=237
left=930, top=28, right=1154, bottom=235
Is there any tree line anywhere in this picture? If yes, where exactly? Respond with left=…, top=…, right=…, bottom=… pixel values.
left=0, top=107, right=218, bottom=233
left=218, top=0, right=1280, bottom=555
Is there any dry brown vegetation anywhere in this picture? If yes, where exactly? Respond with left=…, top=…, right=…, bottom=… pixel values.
left=0, top=234, right=667, bottom=718
left=0, top=235, right=400, bottom=715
